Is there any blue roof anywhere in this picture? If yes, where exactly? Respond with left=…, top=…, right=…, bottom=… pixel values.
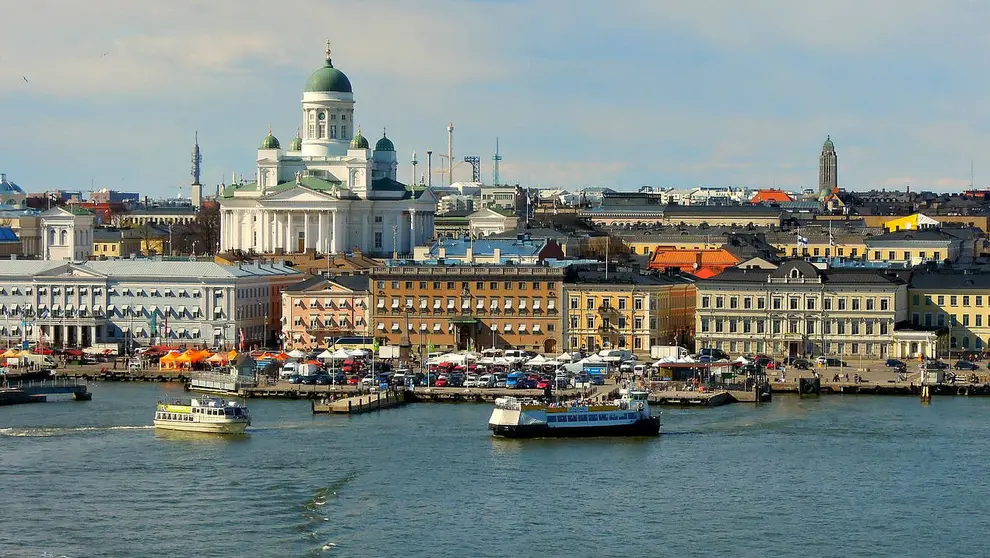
left=0, top=226, right=18, bottom=242
left=428, top=238, right=546, bottom=259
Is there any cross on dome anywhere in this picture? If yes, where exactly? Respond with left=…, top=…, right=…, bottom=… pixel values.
left=325, top=39, right=333, bottom=66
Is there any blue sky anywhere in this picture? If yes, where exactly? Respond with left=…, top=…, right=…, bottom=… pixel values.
left=2, top=0, right=989, bottom=198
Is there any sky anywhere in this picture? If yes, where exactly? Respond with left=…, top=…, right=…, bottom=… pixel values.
left=2, top=0, right=990, bottom=198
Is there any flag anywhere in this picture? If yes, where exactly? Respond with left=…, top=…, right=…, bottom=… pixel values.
left=372, top=339, right=380, bottom=352
left=149, top=312, right=158, bottom=336
left=239, top=328, right=246, bottom=351
left=428, top=342, right=435, bottom=353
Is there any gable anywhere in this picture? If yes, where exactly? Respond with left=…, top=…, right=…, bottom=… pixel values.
left=262, top=185, right=336, bottom=203
left=36, top=263, right=107, bottom=279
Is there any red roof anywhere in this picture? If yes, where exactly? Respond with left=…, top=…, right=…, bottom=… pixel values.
left=647, top=248, right=740, bottom=278
left=750, top=189, right=793, bottom=203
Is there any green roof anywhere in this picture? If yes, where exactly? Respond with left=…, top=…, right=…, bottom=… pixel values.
left=261, top=132, right=280, bottom=149
left=304, top=58, right=352, bottom=93
left=289, top=134, right=302, bottom=151
left=350, top=129, right=369, bottom=149
left=375, top=133, right=394, bottom=152
left=68, top=206, right=93, bottom=216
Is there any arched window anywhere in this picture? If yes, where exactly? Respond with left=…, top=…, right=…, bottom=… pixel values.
left=60, top=229, right=68, bottom=245
left=317, top=111, right=326, bottom=139
left=48, top=228, right=56, bottom=245
left=963, top=336, right=970, bottom=349
left=790, top=269, right=799, bottom=279
left=977, top=338, right=984, bottom=349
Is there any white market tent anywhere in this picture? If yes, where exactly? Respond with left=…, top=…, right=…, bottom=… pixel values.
left=331, top=348, right=352, bottom=360
left=317, top=349, right=334, bottom=360
left=287, top=349, right=307, bottom=359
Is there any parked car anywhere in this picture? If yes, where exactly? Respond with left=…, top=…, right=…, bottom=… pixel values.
left=287, top=374, right=303, bottom=384
left=435, top=376, right=449, bottom=387
left=464, top=374, right=479, bottom=388
left=699, top=348, right=729, bottom=361
left=816, top=357, right=846, bottom=367
left=885, top=359, right=906, bottom=368
left=477, top=374, right=494, bottom=388
left=313, top=373, right=331, bottom=385
left=925, top=360, right=949, bottom=370
left=536, top=378, right=551, bottom=389
left=786, top=358, right=812, bottom=370
left=346, top=376, right=360, bottom=385
left=954, top=360, right=979, bottom=371
left=494, top=375, right=507, bottom=388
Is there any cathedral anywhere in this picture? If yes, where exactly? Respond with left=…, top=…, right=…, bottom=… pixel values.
left=218, top=41, right=437, bottom=256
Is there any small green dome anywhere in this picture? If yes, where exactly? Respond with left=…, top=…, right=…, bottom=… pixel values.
left=260, top=129, right=280, bottom=150
left=289, top=131, right=302, bottom=151
left=375, top=132, right=395, bottom=152
left=823, top=135, right=834, bottom=151
left=350, top=127, right=369, bottom=149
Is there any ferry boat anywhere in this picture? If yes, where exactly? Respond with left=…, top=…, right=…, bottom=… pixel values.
left=153, top=397, right=251, bottom=434
left=488, top=389, right=660, bottom=438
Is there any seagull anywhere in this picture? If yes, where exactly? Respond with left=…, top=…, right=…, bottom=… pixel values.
left=22, top=76, right=28, bottom=83
left=102, top=52, right=110, bottom=58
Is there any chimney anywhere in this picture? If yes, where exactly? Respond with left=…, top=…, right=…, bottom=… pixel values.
left=465, top=246, right=473, bottom=262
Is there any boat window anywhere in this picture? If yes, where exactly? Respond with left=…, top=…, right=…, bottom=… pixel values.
left=578, top=415, right=588, bottom=422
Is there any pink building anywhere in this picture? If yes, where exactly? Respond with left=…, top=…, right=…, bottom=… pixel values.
left=281, top=275, right=371, bottom=349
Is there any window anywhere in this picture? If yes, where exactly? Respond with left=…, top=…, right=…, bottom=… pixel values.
left=715, top=297, right=725, bottom=309
left=937, top=295, right=945, bottom=305
left=743, top=320, right=752, bottom=333
left=448, top=282, right=456, bottom=289
left=518, top=282, right=527, bottom=290
left=788, top=320, right=798, bottom=334
left=789, top=297, right=799, bottom=310
left=912, top=294, right=920, bottom=306
left=374, top=216, right=383, bottom=223
left=880, top=321, right=889, bottom=335
left=964, top=314, right=971, bottom=326
left=757, top=298, right=766, bottom=310
left=634, top=298, right=643, bottom=310
left=618, top=299, right=626, bottom=310
left=772, top=320, right=781, bottom=334
left=837, top=321, right=846, bottom=335
left=729, top=319, right=738, bottom=333
left=772, top=298, right=782, bottom=310
left=963, top=296, right=970, bottom=306
left=866, top=299, right=874, bottom=311
left=701, top=318, right=710, bottom=333
left=714, top=320, right=724, bottom=333
left=806, top=321, right=815, bottom=335
left=951, top=295, right=958, bottom=306
left=701, top=296, right=711, bottom=309
left=634, top=317, right=643, bottom=329
left=852, top=299, right=860, bottom=311
left=880, top=299, right=889, bottom=311
left=570, top=317, right=578, bottom=329
left=586, top=298, right=595, bottom=310
left=570, top=298, right=578, bottom=309
left=729, top=297, right=738, bottom=309
left=618, top=317, right=627, bottom=329
left=978, top=315, right=984, bottom=327
left=756, top=320, right=765, bottom=334
left=978, top=296, right=984, bottom=307
left=743, top=297, right=752, bottom=309
left=532, top=282, right=541, bottom=290
left=341, top=125, right=347, bottom=138
left=374, top=232, right=383, bottom=249
left=586, top=316, right=595, bottom=329
left=405, top=281, right=413, bottom=289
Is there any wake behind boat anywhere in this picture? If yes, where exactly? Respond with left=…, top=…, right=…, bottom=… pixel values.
left=153, top=397, right=251, bottom=434
left=488, top=388, right=659, bottom=438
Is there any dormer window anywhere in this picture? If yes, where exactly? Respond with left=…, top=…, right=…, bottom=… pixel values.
left=790, top=269, right=799, bottom=279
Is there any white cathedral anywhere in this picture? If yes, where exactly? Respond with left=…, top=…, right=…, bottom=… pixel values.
left=218, top=41, right=437, bottom=257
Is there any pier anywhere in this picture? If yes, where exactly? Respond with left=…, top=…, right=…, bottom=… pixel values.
left=312, top=390, right=407, bottom=414
left=0, top=378, right=92, bottom=406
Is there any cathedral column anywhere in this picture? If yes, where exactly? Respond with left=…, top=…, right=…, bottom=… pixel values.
left=330, top=209, right=338, bottom=254
left=361, top=213, right=370, bottom=253
left=220, top=211, right=227, bottom=252
left=303, top=211, right=310, bottom=252
left=316, top=211, right=326, bottom=254
left=234, top=211, right=242, bottom=251
left=286, top=212, right=294, bottom=253
left=261, top=211, right=269, bottom=252
left=409, top=209, right=417, bottom=255
left=272, top=212, right=279, bottom=252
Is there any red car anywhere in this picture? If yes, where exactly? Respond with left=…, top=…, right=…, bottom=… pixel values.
left=536, top=378, right=551, bottom=389
left=435, top=377, right=449, bottom=387
left=346, top=376, right=360, bottom=385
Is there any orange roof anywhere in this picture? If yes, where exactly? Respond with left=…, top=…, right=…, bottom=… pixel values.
left=648, top=248, right=740, bottom=267
left=750, top=189, right=793, bottom=203
left=692, top=268, right=720, bottom=279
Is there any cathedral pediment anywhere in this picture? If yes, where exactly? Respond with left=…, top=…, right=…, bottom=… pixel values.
left=36, top=264, right=106, bottom=278
left=261, top=185, right=338, bottom=202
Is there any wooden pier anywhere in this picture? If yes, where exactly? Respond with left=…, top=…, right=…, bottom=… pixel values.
left=312, top=390, right=407, bottom=414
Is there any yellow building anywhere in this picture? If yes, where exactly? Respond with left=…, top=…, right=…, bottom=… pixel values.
left=909, top=271, right=990, bottom=355
left=92, top=228, right=142, bottom=258
left=765, top=227, right=872, bottom=260
left=883, top=213, right=940, bottom=232
left=563, top=269, right=696, bottom=356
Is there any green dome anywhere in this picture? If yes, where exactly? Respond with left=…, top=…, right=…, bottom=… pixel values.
left=823, top=135, right=834, bottom=151
left=349, top=128, right=369, bottom=149
left=289, top=132, right=302, bottom=151
left=260, top=129, right=280, bottom=149
left=375, top=132, right=395, bottom=152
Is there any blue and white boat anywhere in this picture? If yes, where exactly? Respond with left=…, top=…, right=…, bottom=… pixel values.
left=488, top=389, right=659, bottom=438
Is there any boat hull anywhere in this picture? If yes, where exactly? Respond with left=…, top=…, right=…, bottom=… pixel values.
left=153, top=420, right=249, bottom=434
left=490, top=417, right=660, bottom=438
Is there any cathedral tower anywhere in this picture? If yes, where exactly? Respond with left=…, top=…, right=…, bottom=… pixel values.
left=819, top=136, right=837, bottom=200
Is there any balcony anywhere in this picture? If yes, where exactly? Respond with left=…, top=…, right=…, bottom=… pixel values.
left=597, top=305, right=617, bottom=315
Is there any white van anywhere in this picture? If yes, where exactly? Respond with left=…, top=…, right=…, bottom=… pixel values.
left=504, top=349, right=526, bottom=363
left=478, top=374, right=495, bottom=388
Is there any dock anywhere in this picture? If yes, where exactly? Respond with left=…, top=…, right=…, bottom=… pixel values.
left=312, top=389, right=407, bottom=414
left=0, top=378, right=92, bottom=406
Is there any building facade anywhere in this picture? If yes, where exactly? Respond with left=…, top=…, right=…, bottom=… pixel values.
left=281, top=275, right=372, bottom=349
left=218, top=43, right=437, bottom=257
left=563, top=270, right=696, bottom=355
left=41, top=207, right=94, bottom=261
left=0, top=260, right=302, bottom=350
left=370, top=265, right=564, bottom=354
left=695, top=260, right=908, bottom=359
left=908, top=271, right=990, bottom=355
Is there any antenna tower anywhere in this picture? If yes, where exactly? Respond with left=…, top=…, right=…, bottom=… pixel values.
left=492, top=137, right=502, bottom=185
left=191, top=131, right=202, bottom=185
left=463, top=156, right=481, bottom=182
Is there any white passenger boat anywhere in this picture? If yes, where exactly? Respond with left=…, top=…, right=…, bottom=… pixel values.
left=488, top=389, right=659, bottom=438
left=153, top=397, right=251, bottom=434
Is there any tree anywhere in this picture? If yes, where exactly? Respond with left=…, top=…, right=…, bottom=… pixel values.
left=172, top=203, right=220, bottom=255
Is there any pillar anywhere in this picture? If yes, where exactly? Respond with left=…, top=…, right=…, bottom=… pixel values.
left=409, top=209, right=417, bottom=254
left=92, top=325, right=98, bottom=344
left=361, top=213, right=370, bottom=252
left=272, top=212, right=279, bottom=251
left=286, top=212, right=294, bottom=253
left=317, top=211, right=324, bottom=254
left=330, top=209, right=338, bottom=254
left=304, top=212, right=310, bottom=252
left=234, top=211, right=242, bottom=251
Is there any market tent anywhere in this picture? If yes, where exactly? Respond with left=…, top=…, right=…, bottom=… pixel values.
left=331, top=348, right=351, bottom=360
left=525, top=355, right=547, bottom=366
left=583, top=354, right=605, bottom=363
left=274, top=352, right=290, bottom=361
left=158, top=351, right=181, bottom=369
left=317, top=349, right=334, bottom=360
left=557, top=352, right=577, bottom=362
left=287, top=349, right=307, bottom=359
left=2, top=349, right=20, bottom=358
left=206, top=353, right=228, bottom=364
left=348, top=349, right=370, bottom=358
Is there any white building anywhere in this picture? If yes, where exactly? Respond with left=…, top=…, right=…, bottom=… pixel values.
left=41, top=207, right=94, bottom=261
left=437, top=194, right=474, bottom=215
left=218, top=42, right=437, bottom=257
left=0, top=259, right=303, bottom=350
